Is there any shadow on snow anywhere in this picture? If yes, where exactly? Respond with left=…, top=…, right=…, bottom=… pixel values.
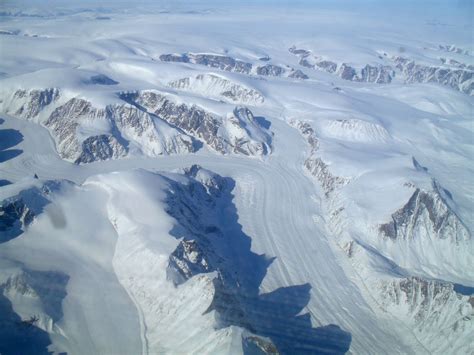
left=0, top=123, right=24, bottom=163
left=163, top=168, right=351, bottom=354
left=0, top=268, right=69, bottom=355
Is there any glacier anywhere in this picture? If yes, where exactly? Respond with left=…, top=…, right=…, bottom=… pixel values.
left=0, top=1, right=472, bottom=354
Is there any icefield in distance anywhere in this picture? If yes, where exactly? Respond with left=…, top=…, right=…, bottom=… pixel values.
left=0, top=0, right=473, bottom=354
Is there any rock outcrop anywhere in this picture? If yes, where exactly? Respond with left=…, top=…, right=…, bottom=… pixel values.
left=1, top=89, right=202, bottom=163
left=0, top=181, right=59, bottom=242
left=1, top=87, right=272, bottom=163
left=289, top=46, right=394, bottom=84
left=438, top=44, right=470, bottom=56
left=289, top=46, right=474, bottom=94
left=1, top=88, right=59, bottom=119
left=288, top=69, right=309, bottom=79
left=256, top=64, right=284, bottom=77
left=439, top=57, right=474, bottom=70
left=160, top=53, right=253, bottom=74
left=379, top=180, right=471, bottom=244
left=345, top=239, right=473, bottom=355
left=44, top=98, right=129, bottom=163
left=379, top=276, right=473, bottom=354
left=123, top=91, right=272, bottom=156
left=292, top=120, right=349, bottom=195
left=168, top=74, right=264, bottom=105
left=160, top=52, right=307, bottom=80
left=393, top=56, right=473, bottom=95
left=159, top=165, right=345, bottom=354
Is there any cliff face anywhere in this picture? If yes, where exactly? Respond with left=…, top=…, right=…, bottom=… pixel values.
left=289, top=47, right=395, bottom=84
left=0, top=181, right=59, bottom=243
left=124, top=91, right=272, bottom=156
left=289, top=46, right=474, bottom=95
left=1, top=88, right=272, bottom=163
left=293, top=116, right=473, bottom=354
left=393, top=56, right=473, bottom=95
left=160, top=52, right=307, bottom=80
left=379, top=181, right=471, bottom=244
left=292, top=120, right=349, bottom=196
left=1, top=88, right=60, bottom=119
left=160, top=53, right=253, bottom=74
left=168, top=74, right=265, bottom=105
left=378, top=275, right=473, bottom=354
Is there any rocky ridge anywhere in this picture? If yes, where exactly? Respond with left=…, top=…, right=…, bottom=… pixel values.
left=1, top=87, right=272, bottom=163
left=122, top=90, right=272, bottom=156
left=160, top=52, right=308, bottom=80
left=291, top=120, right=350, bottom=195
left=289, top=46, right=394, bottom=84
left=0, top=181, right=59, bottom=243
left=291, top=118, right=473, bottom=354
left=289, top=46, right=474, bottom=94
left=379, top=179, right=471, bottom=244
left=168, top=73, right=265, bottom=105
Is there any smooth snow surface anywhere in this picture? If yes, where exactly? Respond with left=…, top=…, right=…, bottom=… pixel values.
left=0, top=1, right=473, bottom=354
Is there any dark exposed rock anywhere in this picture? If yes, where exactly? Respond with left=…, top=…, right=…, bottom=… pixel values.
left=168, top=239, right=212, bottom=284
left=11, top=88, right=59, bottom=119
left=151, top=96, right=225, bottom=153
left=160, top=53, right=253, bottom=74
left=125, top=91, right=271, bottom=156
left=243, top=335, right=279, bottom=354
left=191, top=54, right=253, bottom=74
left=0, top=182, right=58, bottom=243
left=184, top=164, right=227, bottom=197
left=161, top=51, right=305, bottom=80
left=379, top=276, right=473, bottom=350
left=315, top=60, right=338, bottom=73
left=159, top=53, right=190, bottom=63
left=288, top=46, right=311, bottom=57
left=256, top=64, right=285, bottom=77
left=44, top=98, right=128, bottom=162
left=75, top=134, right=127, bottom=164
left=292, top=121, right=319, bottom=151
left=43, top=95, right=198, bottom=163
left=359, top=64, right=394, bottom=83
left=0, top=199, right=35, bottom=239
left=439, top=57, right=474, bottom=70
left=290, top=47, right=472, bottom=93
left=438, top=44, right=470, bottom=56
left=305, top=158, right=349, bottom=196
left=337, top=64, right=358, bottom=81
left=379, top=181, right=471, bottom=243
left=288, top=69, right=309, bottom=79
left=393, top=56, right=473, bottom=95
left=292, top=120, right=348, bottom=196
left=168, top=74, right=264, bottom=104
left=164, top=166, right=349, bottom=354
left=289, top=46, right=395, bottom=84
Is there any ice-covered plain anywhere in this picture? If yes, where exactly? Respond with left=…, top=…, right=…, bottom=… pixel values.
left=0, top=0, right=473, bottom=354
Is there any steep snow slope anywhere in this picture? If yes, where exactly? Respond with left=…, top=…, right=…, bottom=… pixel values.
left=0, top=1, right=473, bottom=354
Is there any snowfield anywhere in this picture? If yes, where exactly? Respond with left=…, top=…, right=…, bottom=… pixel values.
left=0, top=1, right=473, bottom=354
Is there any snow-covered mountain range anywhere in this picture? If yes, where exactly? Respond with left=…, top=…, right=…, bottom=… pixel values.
left=0, top=1, right=472, bottom=354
